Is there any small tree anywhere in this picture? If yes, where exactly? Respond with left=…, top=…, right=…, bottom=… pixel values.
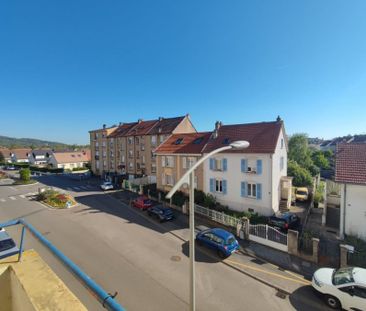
left=311, top=151, right=330, bottom=170
left=287, top=160, right=313, bottom=187
left=19, top=168, right=31, bottom=182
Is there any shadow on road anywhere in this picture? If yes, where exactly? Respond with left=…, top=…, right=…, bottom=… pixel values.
left=289, top=286, right=331, bottom=311
left=181, top=240, right=221, bottom=263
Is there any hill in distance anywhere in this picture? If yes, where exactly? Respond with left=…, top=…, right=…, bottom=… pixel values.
left=0, top=135, right=89, bottom=150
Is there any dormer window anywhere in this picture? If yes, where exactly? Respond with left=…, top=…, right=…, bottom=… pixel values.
left=193, top=137, right=203, bottom=144
left=174, top=138, right=183, bottom=145
left=222, top=138, right=230, bottom=145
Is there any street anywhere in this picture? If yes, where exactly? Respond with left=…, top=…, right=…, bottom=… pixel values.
left=0, top=174, right=330, bottom=311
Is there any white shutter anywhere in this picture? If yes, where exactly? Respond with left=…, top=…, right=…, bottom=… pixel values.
left=162, top=156, right=165, bottom=167
left=182, top=157, right=187, bottom=169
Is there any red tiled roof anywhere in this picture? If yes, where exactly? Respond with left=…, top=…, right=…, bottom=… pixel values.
left=335, top=143, right=366, bottom=185
left=203, top=121, right=283, bottom=154
left=148, top=116, right=186, bottom=135
left=10, top=148, right=32, bottom=159
left=0, top=147, right=11, bottom=158
left=108, top=122, right=138, bottom=138
left=125, top=120, right=160, bottom=136
left=53, top=150, right=91, bottom=164
left=154, top=132, right=212, bottom=154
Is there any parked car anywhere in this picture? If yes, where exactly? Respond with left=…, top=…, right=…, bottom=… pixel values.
left=5, top=165, right=16, bottom=171
left=132, top=196, right=153, bottom=210
left=296, top=187, right=309, bottom=202
left=147, top=205, right=174, bottom=222
left=0, top=230, right=19, bottom=260
left=196, top=228, right=239, bottom=258
left=312, top=266, right=366, bottom=310
left=100, top=181, right=114, bottom=191
left=268, top=212, right=300, bottom=231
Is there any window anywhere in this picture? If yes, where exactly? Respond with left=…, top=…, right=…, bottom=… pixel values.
left=95, top=142, right=99, bottom=147
left=183, top=157, right=196, bottom=169
left=141, top=144, right=145, bottom=151
left=121, top=155, right=125, bottom=162
left=280, top=157, right=284, bottom=171
left=128, top=137, right=133, bottom=145
left=222, top=138, right=230, bottom=145
left=215, top=180, right=223, bottom=192
left=137, top=163, right=140, bottom=170
left=162, top=156, right=174, bottom=168
left=128, top=150, right=133, bottom=158
left=96, top=151, right=99, bottom=156
left=95, top=133, right=99, bottom=139
left=102, top=141, right=106, bottom=147
left=136, top=151, right=140, bottom=159
left=193, top=137, right=203, bottom=144
left=135, top=137, right=140, bottom=145
left=103, top=151, right=106, bottom=157
left=162, top=174, right=174, bottom=186
left=247, top=183, right=257, bottom=198
left=129, top=162, right=133, bottom=169
left=103, top=160, right=107, bottom=167
left=159, top=135, right=165, bottom=143
left=96, top=161, right=100, bottom=169
left=281, top=138, right=284, bottom=149
left=151, top=164, right=156, bottom=173
left=209, top=158, right=227, bottom=171
left=142, top=155, right=145, bottom=164
left=151, top=135, right=157, bottom=145
left=174, top=138, right=183, bottom=145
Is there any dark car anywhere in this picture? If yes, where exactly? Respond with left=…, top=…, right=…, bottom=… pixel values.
left=268, top=212, right=300, bottom=231
left=196, top=228, right=239, bottom=258
left=147, top=205, right=174, bottom=222
left=0, top=229, right=19, bottom=260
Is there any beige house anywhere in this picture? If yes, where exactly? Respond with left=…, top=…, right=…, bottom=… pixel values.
left=89, top=115, right=196, bottom=179
left=154, top=132, right=211, bottom=193
left=49, top=150, right=91, bottom=170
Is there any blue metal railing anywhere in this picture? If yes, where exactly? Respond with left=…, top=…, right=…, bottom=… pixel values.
left=0, top=218, right=125, bottom=311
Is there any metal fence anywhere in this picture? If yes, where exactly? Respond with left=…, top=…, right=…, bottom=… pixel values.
left=249, top=224, right=288, bottom=246
left=195, top=204, right=240, bottom=228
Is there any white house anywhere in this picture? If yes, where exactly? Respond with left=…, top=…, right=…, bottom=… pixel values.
left=48, top=150, right=91, bottom=170
left=9, top=149, right=31, bottom=163
left=335, top=143, right=366, bottom=240
left=28, top=149, right=52, bottom=166
left=203, top=118, right=290, bottom=216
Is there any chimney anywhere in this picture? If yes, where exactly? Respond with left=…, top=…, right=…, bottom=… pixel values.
left=158, top=117, right=163, bottom=121
left=103, top=124, right=106, bottom=129
left=213, top=121, right=222, bottom=138
left=138, top=119, right=143, bottom=123
left=276, top=115, right=282, bottom=122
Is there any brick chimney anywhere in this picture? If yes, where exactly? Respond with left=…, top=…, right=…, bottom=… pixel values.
left=213, top=121, right=222, bottom=138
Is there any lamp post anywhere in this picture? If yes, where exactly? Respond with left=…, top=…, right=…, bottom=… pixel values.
left=166, top=140, right=249, bottom=311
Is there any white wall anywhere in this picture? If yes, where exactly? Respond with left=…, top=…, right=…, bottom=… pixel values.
left=344, top=184, right=366, bottom=240
left=203, top=153, right=274, bottom=216
left=271, top=128, right=288, bottom=212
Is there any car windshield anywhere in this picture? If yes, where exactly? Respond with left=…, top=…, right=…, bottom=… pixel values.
left=143, top=200, right=151, bottom=204
left=0, top=239, right=16, bottom=252
left=333, top=267, right=355, bottom=285
left=297, top=191, right=307, bottom=195
left=225, top=237, right=236, bottom=245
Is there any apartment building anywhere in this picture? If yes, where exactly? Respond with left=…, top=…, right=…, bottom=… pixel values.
left=89, top=115, right=196, bottom=179
left=89, top=124, right=118, bottom=176
left=154, top=132, right=211, bottom=193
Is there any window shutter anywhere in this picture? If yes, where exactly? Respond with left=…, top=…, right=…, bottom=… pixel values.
left=209, top=158, right=214, bottom=170
left=162, top=156, right=165, bottom=167
left=241, top=159, right=247, bottom=172
left=162, top=174, right=166, bottom=185
left=241, top=182, right=246, bottom=197
left=256, top=159, right=262, bottom=175
left=171, top=156, right=175, bottom=167
left=222, top=158, right=227, bottom=171
left=210, top=178, right=215, bottom=192
left=244, top=182, right=248, bottom=197
left=182, top=157, right=187, bottom=169
left=256, top=183, right=262, bottom=200
left=222, top=180, right=227, bottom=194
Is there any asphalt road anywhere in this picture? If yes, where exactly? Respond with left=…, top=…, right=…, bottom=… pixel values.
left=0, top=174, right=330, bottom=311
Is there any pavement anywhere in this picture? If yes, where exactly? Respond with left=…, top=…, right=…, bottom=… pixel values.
left=0, top=173, right=331, bottom=311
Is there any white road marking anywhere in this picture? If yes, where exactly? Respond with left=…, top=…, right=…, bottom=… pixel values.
left=8, top=186, right=17, bottom=191
left=0, top=198, right=6, bottom=202
left=19, top=194, right=26, bottom=198
left=9, top=196, right=16, bottom=200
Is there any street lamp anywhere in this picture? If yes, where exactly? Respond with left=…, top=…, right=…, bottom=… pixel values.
left=166, top=140, right=249, bottom=311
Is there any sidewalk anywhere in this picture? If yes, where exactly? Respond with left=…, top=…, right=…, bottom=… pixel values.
left=111, top=190, right=316, bottom=295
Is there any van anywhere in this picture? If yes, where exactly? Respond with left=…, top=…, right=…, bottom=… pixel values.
left=295, top=187, right=309, bottom=202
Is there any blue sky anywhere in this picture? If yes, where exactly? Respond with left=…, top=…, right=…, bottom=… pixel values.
left=0, top=0, right=365, bottom=144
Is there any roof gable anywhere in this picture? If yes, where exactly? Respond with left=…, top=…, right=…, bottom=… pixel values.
left=335, top=143, right=366, bottom=185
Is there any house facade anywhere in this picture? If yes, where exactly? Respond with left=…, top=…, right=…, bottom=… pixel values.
left=28, top=149, right=52, bottom=166
left=9, top=149, right=32, bottom=163
left=335, top=143, right=366, bottom=240
left=154, top=132, right=211, bottom=193
left=89, top=115, right=196, bottom=179
left=203, top=119, right=289, bottom=216
left=49, top=150, right=91, bottom=170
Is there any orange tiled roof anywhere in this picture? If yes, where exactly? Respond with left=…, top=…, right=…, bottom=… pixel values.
left=148, top=116, right=186, bottom=135
left=52, top=150, right=91, bottom=164
left=108, top=122, right=138, bottom=138
left=335, top=143, right=366, bottom=185
left=154, top=132, right=211, bottom=154
left=203, top=121, right=283, bottom=154
left=10, top=148, right=32, bottom=159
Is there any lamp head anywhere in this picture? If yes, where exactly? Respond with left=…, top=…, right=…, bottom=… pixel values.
left=229, top=140, right=250, bottom=150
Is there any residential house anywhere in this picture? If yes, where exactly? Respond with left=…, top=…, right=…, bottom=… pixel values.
left=203, top=118, right=291, bottom=216
left=335, top=143, right=366, bottom=240
left=89, top=115, right=196, bottom=179
left=9, top=149, right=32, bottom=163
left=154, top=132, right=212, bottom=193
left=28, top=149, right=52, bottom=166
left=0, top=147, right=11, bottom=163
left=49, top=150, right=91, bottom=170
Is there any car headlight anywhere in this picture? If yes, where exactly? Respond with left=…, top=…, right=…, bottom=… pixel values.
left=313, top=276, right=323, bottom=287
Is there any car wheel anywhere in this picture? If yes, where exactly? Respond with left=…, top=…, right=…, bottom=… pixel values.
left=147, top=212, right=152, bottom=217
left=196, top=239, right=202, bottom=246
left=324, top=295, right=341, bottom=309
left=217, top=250, right=226, bottom=259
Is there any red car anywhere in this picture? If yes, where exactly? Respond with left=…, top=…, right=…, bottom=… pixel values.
left=132, top=197, right=153, bottom=210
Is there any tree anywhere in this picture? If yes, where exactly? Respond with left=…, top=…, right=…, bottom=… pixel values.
left=311, top=151, right=330, bottom=170
left=287, top=160, right=313, bottom=187
left=0, top=152, right=4, bottom=164
left=19, top=168, right=31, bottom=182
left=288, top=134, right=313, bottom=169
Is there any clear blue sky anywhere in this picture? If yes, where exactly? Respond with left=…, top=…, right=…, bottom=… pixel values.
left=1, top=0, right=365, bottom=144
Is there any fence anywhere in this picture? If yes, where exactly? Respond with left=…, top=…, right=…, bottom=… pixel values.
left=194, top=204, right=241, bottom=228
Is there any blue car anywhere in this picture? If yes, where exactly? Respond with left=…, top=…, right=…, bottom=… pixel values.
left=0, top=229, right=19, bottom=259
left=196, top=228, right=239, bottom=258
left=147, top=205, right=174, bottom=222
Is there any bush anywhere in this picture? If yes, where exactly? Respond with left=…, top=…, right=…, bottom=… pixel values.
left=72, top=167, right=88, bottom=171
left=203, top=193, right=216, bottom=209
left=172, top=191, right=187, bottom=207
left=288, top=160, right=313, bottom=187
left=194, top=189, right=206, bottom=205
left=19, top=168, right=31, bottom=181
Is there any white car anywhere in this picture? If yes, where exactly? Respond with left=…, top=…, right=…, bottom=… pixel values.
left=100, top=181, right=114, bottom=191
left=312, top=266, right=366, bottom=310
